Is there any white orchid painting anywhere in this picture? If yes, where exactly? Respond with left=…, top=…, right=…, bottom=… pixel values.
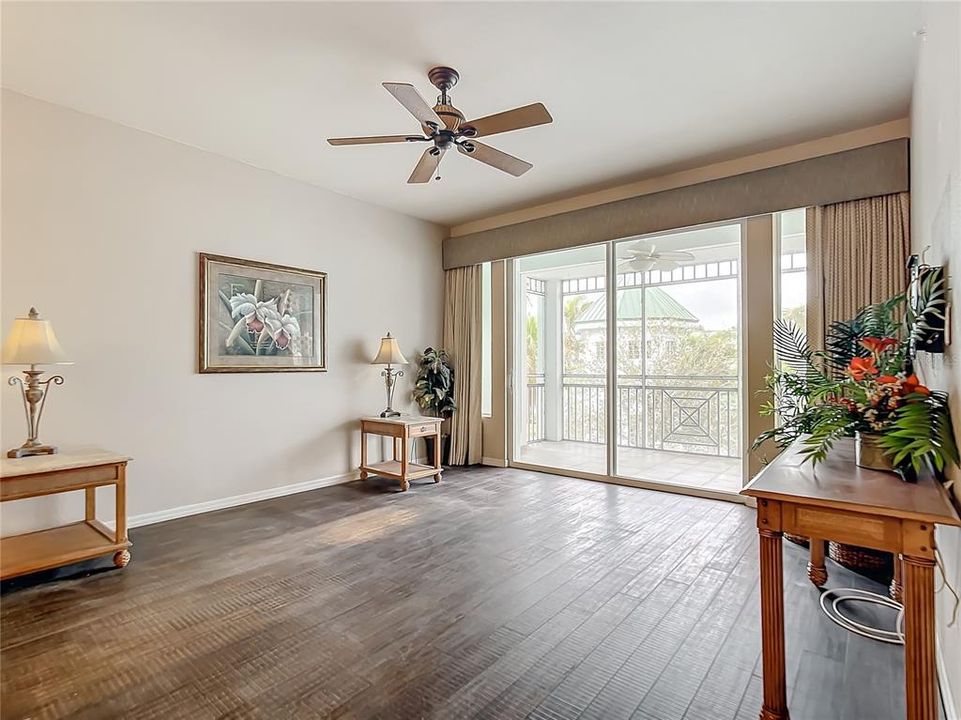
left=200, top=254, right=326, bottom=373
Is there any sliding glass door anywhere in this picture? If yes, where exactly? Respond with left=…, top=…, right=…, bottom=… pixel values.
left=612, top=224, right=743, bottom=494
left=510, top=222, right=750, bottom=499
left=513, top=245, right=608, bottom=475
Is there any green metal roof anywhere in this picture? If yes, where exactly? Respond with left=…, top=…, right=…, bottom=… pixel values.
left=575, top=287, right=698, bottom=325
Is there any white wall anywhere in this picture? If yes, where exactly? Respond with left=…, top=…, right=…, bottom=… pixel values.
left=910, top=5, right=961, bottom=716
left=1, top=90, right=445, bottom=532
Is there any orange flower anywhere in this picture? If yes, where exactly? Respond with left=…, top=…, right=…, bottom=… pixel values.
left=848, top=356, right=878, bottom=381
left=860, top=337, right=898, bottom=354
left=876, top=375, right=899, bottom=385
left=903, top=374, right=931, bottom=396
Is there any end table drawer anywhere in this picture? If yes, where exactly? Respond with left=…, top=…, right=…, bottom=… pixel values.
left=1, top=463, right=120, bottom=501
left=409, top=422, right=439, bottom=437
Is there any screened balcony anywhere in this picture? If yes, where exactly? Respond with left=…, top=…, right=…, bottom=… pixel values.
left=514, top=228, right=745, bottom=495
left=519, top=372, right=742, bottom=493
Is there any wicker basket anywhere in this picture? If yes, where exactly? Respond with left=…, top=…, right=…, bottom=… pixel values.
left=828, top=541, right=893, bottom=583
left=784, top=533, right=809, bottom=548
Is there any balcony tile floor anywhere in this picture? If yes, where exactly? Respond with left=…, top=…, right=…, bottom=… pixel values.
left=516, top=440, right=742, bottom=494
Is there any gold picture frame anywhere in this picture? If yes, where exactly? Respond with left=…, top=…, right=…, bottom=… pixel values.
left=199, top=253, right=327, bottom=373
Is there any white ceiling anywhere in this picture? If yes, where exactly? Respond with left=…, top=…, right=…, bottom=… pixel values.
left=1, top=2, right=921, bottom=228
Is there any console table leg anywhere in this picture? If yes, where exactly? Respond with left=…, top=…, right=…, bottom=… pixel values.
left=903, top=554, right=937, bottom=720
left=759, top=528, right=790, bottom=720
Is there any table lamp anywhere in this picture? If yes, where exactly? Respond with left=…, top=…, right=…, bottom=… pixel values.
left=2, top=307, right=72, bottom=458
left=371, top=332, right=407, bottom=418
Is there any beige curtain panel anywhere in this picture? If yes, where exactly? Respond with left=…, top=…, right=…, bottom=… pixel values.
left=443, top=265, right=483, bottom=465
left=806, top=192, right=910, bottom=350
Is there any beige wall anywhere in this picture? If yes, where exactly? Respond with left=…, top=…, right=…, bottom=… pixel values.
left=0, top=91, right=445, bottom=533
left=910, top=4, right=961, bottom=716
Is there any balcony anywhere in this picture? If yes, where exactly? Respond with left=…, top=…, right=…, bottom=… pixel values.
left=519, top=373, right=742, bottom=494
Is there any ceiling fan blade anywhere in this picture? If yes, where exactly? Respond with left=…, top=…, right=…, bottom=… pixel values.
left=383, top=82, right=444, bottom=130
left=652, top=259, right=680, bottom=272
left=460, top=103, right=553, bottom=138
left=625, top=259, right=656, bottom=272
left=327, top=135, right=427, bottom=146
left=457, top=141, right=532, bottom=177
left=408, top=147, right=445, bottom=184
left=656, top=250, right=696, bottom=260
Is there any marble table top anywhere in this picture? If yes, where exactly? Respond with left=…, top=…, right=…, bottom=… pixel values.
left=360, top=415, right=442, bottom=425
left=1, top=447, right=131, bottom=478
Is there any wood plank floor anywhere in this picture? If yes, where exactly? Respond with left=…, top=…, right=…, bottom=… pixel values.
left=1, top=466, right=906, bottom=720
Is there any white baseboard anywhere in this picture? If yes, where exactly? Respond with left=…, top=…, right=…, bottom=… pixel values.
left=124, top=454, right=434, bottom=529
left=126, top=470, right=360, bottom=529
left=939, top=638, right=960, bottom=720
left=482, top=457, right=508, bottom=468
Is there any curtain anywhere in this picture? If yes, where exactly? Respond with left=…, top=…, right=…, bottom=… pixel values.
left=443, top=265, right=483, bottom=465
left=806, top=192, right=910, bottom=349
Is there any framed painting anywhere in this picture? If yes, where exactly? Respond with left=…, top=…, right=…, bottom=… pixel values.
left=199, top=253, right=327, bottom=373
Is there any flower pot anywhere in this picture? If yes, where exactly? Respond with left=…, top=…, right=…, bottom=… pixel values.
left=423, top=434, right=451, bottom=467
left=854, top=431, right=895, bottom=472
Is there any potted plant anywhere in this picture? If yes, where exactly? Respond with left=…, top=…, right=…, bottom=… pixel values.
left=754, top=276, right=956, bottom=579
left=413, top=347, right=455, bottom=464
left=755, top=275, right=957, bottom=480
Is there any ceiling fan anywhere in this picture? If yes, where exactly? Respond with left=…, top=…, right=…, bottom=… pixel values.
left=327, top=66, right=553, bottom=183
left=619, top=243, right=696, bottom=272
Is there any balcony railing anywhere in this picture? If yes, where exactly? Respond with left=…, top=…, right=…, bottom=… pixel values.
left=527, top=374, right=545, bottom=443
left=526, top=373, right=740, bottom=457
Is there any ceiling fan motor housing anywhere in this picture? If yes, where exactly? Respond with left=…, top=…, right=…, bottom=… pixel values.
left=430, top=104, right=464, bottom=133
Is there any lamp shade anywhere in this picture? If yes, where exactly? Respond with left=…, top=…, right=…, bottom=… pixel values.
left=371, top=333, right=408, bottom=365
left=2, top=308, right=71, bottom=365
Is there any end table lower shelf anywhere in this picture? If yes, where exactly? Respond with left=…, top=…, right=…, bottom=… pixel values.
left=1, top=520, right=131, bottom=579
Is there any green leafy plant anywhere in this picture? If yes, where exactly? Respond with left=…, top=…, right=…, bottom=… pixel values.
left=413, top=347, right=456, bottom=419
left=753, top=279, right=958, bottom=477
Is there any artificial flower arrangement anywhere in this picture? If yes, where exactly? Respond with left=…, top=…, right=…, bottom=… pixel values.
left=754, top=273, right=958, bottom=482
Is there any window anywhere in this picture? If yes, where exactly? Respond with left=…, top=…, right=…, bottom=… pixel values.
left=777, top=208, right=807, bottom=328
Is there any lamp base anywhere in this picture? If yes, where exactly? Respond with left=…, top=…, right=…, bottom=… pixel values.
left=380, top=410, right=401, bottom=418
left=7, top=443, right=58, bottom=459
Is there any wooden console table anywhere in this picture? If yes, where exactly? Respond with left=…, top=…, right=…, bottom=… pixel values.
left=1, top=448, right=132, bottom=579
left=742, top=438, right=959, bottom=720
left=359, top=416, right=442, bottom=491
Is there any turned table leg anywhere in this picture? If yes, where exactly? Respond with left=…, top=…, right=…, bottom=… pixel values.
left=399, top=427, right=409, bottom=491
left=433, top=428, right=442, bottom=482
left=360, top=429, right=368, bottom=480
left=113, top=465, right=130, bottom=568
left=758, top=526, right=790, bottom=720
left=807, top=537, right=827, bottom=587
left=890, top=553, right=903, bottom=602
left=903, top=553, right=937, bottom=720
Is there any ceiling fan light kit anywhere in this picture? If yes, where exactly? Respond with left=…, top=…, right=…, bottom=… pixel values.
left=327, top=66, right=552, bottom=184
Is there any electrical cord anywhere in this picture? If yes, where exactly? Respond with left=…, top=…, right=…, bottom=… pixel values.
left=819, top=543, right=959, bottom=644
left=818, top=587, right=904, bottom=645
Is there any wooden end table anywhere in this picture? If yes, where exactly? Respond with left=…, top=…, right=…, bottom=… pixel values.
left=1, top=448, right=132, bottom=579
left=742, top=438, right=959, bottom=720
left=359, top=416, right=442, bottom=491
